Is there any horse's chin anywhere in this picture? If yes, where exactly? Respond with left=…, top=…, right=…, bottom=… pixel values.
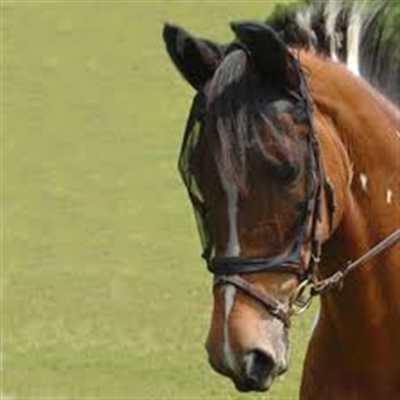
left=233, top=373, right=275, bottom=392
left=234, top=381, right=271, bottom=393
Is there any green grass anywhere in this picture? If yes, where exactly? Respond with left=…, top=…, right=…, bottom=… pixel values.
left=2, top=1, right=316, bottom=399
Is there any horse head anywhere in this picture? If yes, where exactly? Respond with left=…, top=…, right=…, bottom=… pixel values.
left=163, top=21, right=334, bottom=392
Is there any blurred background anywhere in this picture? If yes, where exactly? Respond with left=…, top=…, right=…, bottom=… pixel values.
left=3, top=1, right=317, bottom=399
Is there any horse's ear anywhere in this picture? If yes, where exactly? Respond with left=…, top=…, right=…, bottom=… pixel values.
left=230, top=21, right=300, bottom=89
left=163, top=23, right=224, bottom=91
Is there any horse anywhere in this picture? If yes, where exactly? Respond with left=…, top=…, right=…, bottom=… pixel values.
left=162, top=1, right=400, bottom=398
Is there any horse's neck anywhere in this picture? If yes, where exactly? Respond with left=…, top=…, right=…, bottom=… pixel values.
left=303, top=54, right=400, bottom=394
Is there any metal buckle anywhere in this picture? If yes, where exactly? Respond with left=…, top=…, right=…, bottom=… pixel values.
left=291, top=279, right=314, bottom=315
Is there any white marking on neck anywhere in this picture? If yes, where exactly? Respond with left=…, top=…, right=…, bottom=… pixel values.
left=359, top=173, right=368, bottom=192
left=217, top=165, right=240, bottom=257
left=346, top=5, right=362, bottom=76
left=386, top=189, right=393, bottom=205
left=296, top=9, right=312, bottom=41
left=223, top=284, right=237, bottom=372
left=324, top=0, right=342, bottom=62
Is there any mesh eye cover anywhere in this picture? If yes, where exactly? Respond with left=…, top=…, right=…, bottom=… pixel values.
left=178, top=81, right=323, bottom=278
left=178, top=93, right=213, bottom=260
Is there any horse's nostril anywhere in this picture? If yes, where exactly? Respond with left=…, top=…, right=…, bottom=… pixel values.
left=244, top=349, right=275, bottom=387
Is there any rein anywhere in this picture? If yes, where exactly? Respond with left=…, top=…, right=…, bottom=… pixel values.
left=309, top=228, right=400, bottom=296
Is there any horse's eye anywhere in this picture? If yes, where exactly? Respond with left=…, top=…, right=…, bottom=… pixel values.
left=277, top=161, right=300, bottom=183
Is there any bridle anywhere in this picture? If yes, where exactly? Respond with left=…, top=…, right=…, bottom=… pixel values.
left=179, top=44, right=400, bottom=329
left=206, top=50, right=324, bottom=328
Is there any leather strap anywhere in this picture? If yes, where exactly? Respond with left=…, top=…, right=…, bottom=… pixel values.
left=214, top=275, right=291, bottom=328
left=208, top=256, right=304, bottom=277
left=311, top=228, right=400, bottom=295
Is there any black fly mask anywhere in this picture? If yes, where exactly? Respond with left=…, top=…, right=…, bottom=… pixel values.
left=170, top=22, right=334, bottom=326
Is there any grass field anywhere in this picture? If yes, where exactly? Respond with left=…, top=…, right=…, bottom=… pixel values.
left=3, top=1, right=317, bottom=399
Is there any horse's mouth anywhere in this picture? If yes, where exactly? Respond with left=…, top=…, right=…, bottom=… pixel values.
left=233, top=362, right=288, bottom=393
